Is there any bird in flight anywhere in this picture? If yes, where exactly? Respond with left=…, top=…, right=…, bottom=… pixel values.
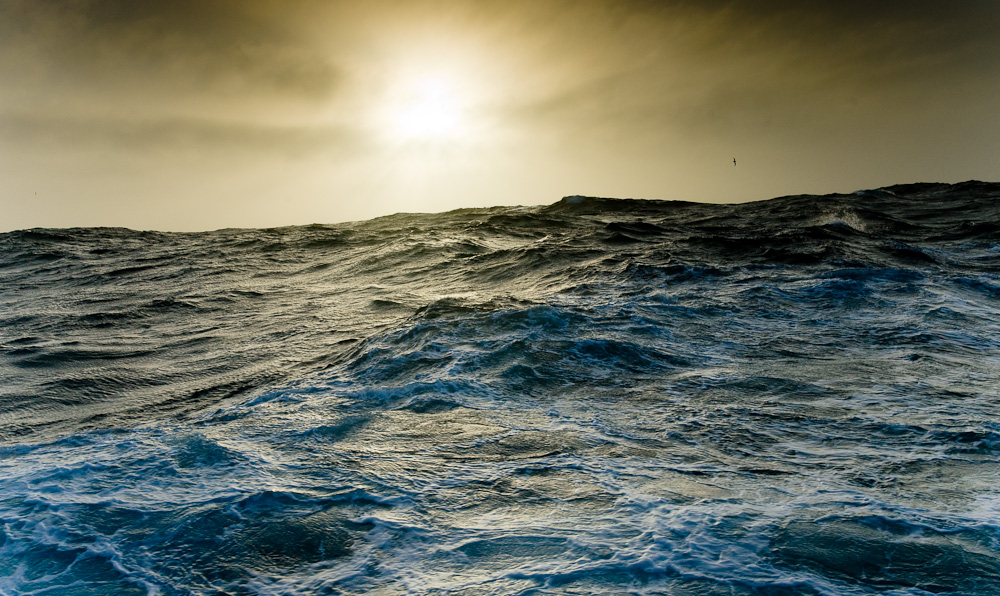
left=733, top=158, right=737, bottom=167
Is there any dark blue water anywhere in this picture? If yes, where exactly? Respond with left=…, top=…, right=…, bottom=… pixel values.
left=2, top=181, right=1000, bottom=595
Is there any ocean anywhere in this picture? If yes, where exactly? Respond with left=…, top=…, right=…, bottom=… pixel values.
left=1, top=181, right=999, bottom=595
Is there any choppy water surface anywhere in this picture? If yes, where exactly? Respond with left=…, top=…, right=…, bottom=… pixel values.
left=2, top=181, right=1000, bottom=595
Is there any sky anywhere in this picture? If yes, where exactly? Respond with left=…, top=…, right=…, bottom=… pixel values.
left=1, top=0, right=998, bottom=231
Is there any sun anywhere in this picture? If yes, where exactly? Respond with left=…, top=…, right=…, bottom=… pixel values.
left=390, top=76, right=465, bottom=141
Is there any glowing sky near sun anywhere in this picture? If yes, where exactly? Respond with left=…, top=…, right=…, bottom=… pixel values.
left=392, top=78, right=463, bottom=139
left=1, top=0, right=998, bottom=231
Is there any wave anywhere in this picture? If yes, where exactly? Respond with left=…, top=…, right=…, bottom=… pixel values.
left=1, top=181, right=999, bottom=594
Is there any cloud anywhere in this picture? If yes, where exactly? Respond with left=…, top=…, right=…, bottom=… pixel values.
left=484, top=0, right=1000, bottom=141
left=1, top=0, right=996, bottom=230
left=0, top=0, right=339, bottom=116
left=0, top=111, right=365, bottom=159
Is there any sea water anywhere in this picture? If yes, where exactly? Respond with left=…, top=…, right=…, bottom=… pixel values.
left=1, top=181, right=999, bottom=594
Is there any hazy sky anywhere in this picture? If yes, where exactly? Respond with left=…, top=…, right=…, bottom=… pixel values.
left=2, top=0, right=998, bottom=231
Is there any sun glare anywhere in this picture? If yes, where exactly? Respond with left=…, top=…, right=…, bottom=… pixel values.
left=390, top=77, right=465, bottom=141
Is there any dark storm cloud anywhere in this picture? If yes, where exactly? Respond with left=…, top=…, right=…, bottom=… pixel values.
left=496, top=0, right=1000, bottom=142
left=0, top=0, right=338, bottom=106
left=3, top=0, right=994, bottom=118
left=0, top=0, right=355, bottom=165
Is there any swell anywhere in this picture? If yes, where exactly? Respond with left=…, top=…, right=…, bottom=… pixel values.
left=1, top=181, right=998, bottom=442
left=1, top=182, right=1000, bottom=594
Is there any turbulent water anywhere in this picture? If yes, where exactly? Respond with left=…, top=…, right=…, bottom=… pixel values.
left=2, top=181, right=1000, bottom=595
